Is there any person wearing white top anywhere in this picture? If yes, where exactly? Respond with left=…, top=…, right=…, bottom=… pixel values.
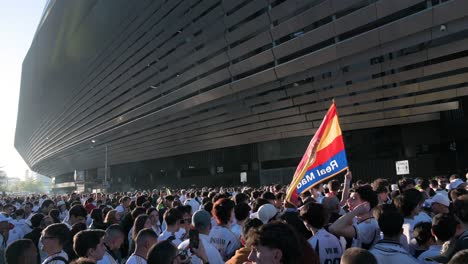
left=178, top=210, right=223, bottom=264
left=369, top=204, right=418, bottom=264
left=40, top=223, right=70, bottom=264
left=329, top=185, right=380, bottom=250
left=98, top=225, right=125, bottom=264
left=209, top=198, right=240, bottom=261
left=126, top=228, right=158, bottom=264
left=300, top=202, right=343, bottom=264
left=158, top=208, right=183, bottom=246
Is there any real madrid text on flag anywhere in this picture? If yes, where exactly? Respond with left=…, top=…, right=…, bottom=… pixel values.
left=286, top=102, right=348, bottom=206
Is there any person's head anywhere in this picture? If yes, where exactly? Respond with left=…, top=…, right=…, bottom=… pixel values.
left=191, top=210, right=212, bottom=234
left=90, top=208, right=104, bottom=223
left=242, top=218, right=263, bottom=245
left=120, top=196, right=131, bottom=208
left=103, top=224, right=125, bottom=251
left=69, top=205, right=87, bottom=225
left=104, top=209, right=121, bottom=224
left=234, top=202, right=251, bottom=222
left=73, top=229, right=106, bottom=261
left=164, top=208, right=183, bottom=228
left=30, top=213, right=45, bottom=228
left=448, top=249, right=468, bottom=264
left=373, top=204, right=404, bottom=239
left=24, top=202, right=33, bottom=215
left=398, top=177, right=415, bottom=192
left=164, top=195, right=175, bottom=208
left=328, top=180, right=340, bottom=193
left=247, top=222, right=302, bottom=264
left=453, top=194, right=468, bottom=225
left=41, top=223, right=69, bottom=254
left=300, top=202, right=328, bottom=231
left=413, top=222, right=434, bottom=248
left=234, top=192, right=249, bottom=205
left=347, top=185, right=378, bottom=212
left=135, top=228, right=158, bottom=255
left=0, top=215, right=12, bottom=240
left=394, top=188, right=423, bottom=218
left=132, top=214, right=152, bottom=240
left=261, top=192, right=276, bottom=204
left=340, top=248, right=377, bottom=264
left=429, top=193, right=450, bottom=214
left=70, top=257, right=96, bottom=264
left=432, top=213, right=457, bottom=243
left=41, top=200, right=55, bottom=215
left=212, top=198, right=235, bottom=225
left=147, top=240, right=179, bottom=264
left=5, top=239, right=37, bottom=264
left=147, top=208, right=160, bottom=226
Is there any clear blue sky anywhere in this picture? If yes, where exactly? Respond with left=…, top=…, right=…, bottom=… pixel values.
left=0, top=0, right=48, bottom=178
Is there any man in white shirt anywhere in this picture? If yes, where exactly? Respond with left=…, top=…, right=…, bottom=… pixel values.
left=127, top=228, right=157, bottom=264
left=158, top=208, right=183, bottom=246
left=418, top=213, right=457, bottom=264
left=98, top=224, right=125, bottom=264
left=184, top=193, right=200, bottom=215
left=369, top=204, right=418, bottom=264
left=40, top=223, right=69, bottom=264
left=178, top=210, right=223, bottom=264
left=300, top=202, right=343, bottom=264
left=329, top=185, right=380, bottom=249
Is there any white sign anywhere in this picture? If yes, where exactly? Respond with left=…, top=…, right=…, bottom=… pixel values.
left=396, top=160, right=410, bottom=175
left=240, top=172, right=247, bottom=183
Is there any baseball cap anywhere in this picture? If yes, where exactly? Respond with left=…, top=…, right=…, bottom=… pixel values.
left=192, top=210, right=211, bottom=229
left=257, top=204, right=277, bottom=224
left=428, top=194, right=450, bottom=207
left=449, top=179, right=466, bottom=190
left=57, top=201, right=66, bottom=207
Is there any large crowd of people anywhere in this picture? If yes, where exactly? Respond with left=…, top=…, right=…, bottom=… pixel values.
left=0, top=170, right=468, bottom=264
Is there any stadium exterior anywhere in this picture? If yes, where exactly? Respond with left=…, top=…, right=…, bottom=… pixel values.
left=15, top=0, right=468, bottom=192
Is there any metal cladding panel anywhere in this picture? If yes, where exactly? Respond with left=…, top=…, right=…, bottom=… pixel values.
left=15, top=0, right=468, bottom=177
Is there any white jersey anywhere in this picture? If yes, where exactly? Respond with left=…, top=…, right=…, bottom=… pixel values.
left=308, top=229, right=343, bottom=264
left=178, top=234, right=224, bottom=264
left=159, top=230, right=182, bottom=246
left=369, top=240, right=418, bottom=264
left=417, top=245, right=442, bottom=264
left=42, top=250, right=68, bottom=264
left=209, top=225, right=241, bottom=260
left=126, top=254, right=147, bottom=264
left=352, top=217, right=380, bottom=249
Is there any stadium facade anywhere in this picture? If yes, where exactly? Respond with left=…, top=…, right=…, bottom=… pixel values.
left=15, top=0, right=468, bottom=192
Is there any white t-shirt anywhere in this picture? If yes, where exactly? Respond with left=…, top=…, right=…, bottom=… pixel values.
left=230, top=223, right=242, bottom=239
left=352, top=217, right=380, bottom=249
left=97, top=251, right=118, bottom=264
left=126, top=254, right=147, bottom=264
left=369, top=240, right=418, bottom=264
left=209, top=225, right=241, bottom=260
left=159, top=230, right=182, bottom=246
left=308, top=229, right=343, bottom=264
left=417, top=245, right=442, bottom=264
left=41, top=250, right=68, bottom=264
left=178, top=234, right=224, bottom=264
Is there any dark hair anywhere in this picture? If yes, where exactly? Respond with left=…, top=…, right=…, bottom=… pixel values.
left=328, top=180, right=341, bottom=192
left=202, top=202, right=213, bottom=215
left=394, top=189, right=423, bottom=217
left=120, top=196, right=131, bottom=203
left=70, top=257, right=96, bottom=264
left=373, top=204, right=403, bottom=237
left=247, top=222, right=302, bottom=264
left=43, top=223, right=70, bottom=245
left=136, top=196, right=147, bottom=207
left=73, top=229, right=105, bottom=257
left=133, top=214, right=150, bottom=240
left=69, top=205, right=87, bottom=218
left=413, top=222, right=433, bottom=246
left=251, top=198, right=269, bottom=213
left=242, top=218, right=263, bottom=238
left=164, top=208, right=183, bottom=226
left=234, top=203, right=251, bottom=222
left=398, top=177, right=415, bottom=192
left=300, top=202, right=328, bottom=229
left=5, top=239, right=35, bottom=264
left=212, top=198, right=235, bottom=225
left=105, top=224, right=125, bottom=240
left=355, top=185, right=378, bottom=209
left=448, top=249, right=468, bottom=264
left=432, top=213, right=457, bottom=242
left=234, top=193, right=249, bottom=205
left=453, top=195, right=468, bottom=224
left=147, top=240, right=177, bottom=264
left=31, top=213, right=45, bottom=228
left=261, top=192, right=276, bottom=201
left=341, top=248, right=377, bottom=264
left=90, top=208, right=104, bottom=223
left=49, top=209, right=61, bottom=223
left=41, top=199, right=55, bottom=210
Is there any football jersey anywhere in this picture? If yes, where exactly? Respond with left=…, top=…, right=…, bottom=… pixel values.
left=209, top=225, right=241, bottom=260
left=352, top=217, right=380, bottom=249
left=308, top=229, right=343, bottom=264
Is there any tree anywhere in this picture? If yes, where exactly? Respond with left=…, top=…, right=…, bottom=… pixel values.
left=8, top=180, right=44, bottom=193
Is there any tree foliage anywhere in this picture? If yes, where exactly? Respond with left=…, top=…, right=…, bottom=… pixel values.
left=8, top=180, right=44, bottom=193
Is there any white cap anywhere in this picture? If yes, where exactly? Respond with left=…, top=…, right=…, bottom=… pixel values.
left=257, top=204, right=277, bottom=224
left=115, top=206, right=125, bottom=213
left=57, top=201, right=66, bottom=207
left=428, top=193, right=450, bottom=207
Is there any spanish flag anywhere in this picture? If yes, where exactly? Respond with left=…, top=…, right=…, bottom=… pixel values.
left=286, top=102, right=348, bottom=206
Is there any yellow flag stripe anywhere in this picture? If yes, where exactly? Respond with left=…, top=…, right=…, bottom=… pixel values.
left=316, top=115, right=342, bottom=151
